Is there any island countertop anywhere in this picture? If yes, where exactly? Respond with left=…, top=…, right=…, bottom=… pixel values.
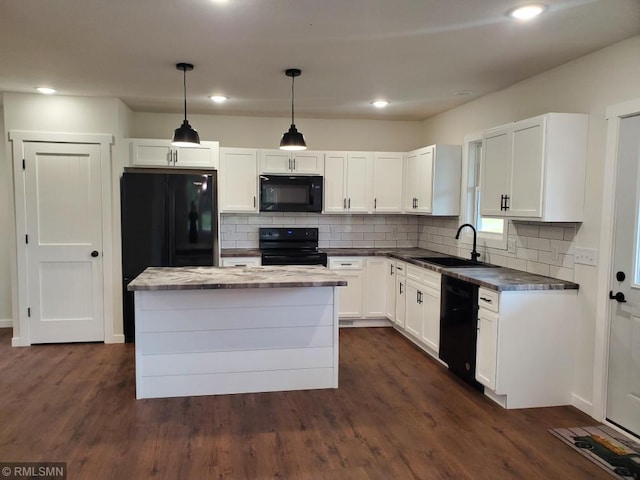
left=127, top=265, right=348, bottom=291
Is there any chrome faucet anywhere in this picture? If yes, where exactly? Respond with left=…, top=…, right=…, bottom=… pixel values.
left=455, top=223, right=481, bottom=262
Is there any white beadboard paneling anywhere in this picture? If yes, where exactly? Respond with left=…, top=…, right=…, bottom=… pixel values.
left=137, top=304, right=333, bottom=333
left=139, top=368, right=336, bottom=399
left=139, top=325, right=334, bottom=354
left=140, top=347, right=334, bottom=376
left=138, top=286, right=333, bottom=311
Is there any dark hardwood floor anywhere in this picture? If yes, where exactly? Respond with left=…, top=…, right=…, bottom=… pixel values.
left=0, top=327, right=608, bottom=479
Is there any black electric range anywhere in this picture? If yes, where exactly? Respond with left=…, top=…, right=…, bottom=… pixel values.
left=259, top=227, right=327, bottom=266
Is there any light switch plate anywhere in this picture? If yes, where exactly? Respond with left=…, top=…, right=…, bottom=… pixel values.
left=574, top=247, right=598, bottom=266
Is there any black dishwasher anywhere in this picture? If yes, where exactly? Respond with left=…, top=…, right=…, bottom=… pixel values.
left=439, top=276, right=483, bottom=391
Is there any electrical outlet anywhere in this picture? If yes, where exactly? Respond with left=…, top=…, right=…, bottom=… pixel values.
left=574, top=247, right=598, bottom=266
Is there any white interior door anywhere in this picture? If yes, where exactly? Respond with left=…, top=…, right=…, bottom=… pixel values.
left=607, top=113, right=640, bottom=437
left=24, top=142, right=104, bottom=343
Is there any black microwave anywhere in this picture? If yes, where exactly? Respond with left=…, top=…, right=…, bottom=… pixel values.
left=259, top=175, right=323, bottom=212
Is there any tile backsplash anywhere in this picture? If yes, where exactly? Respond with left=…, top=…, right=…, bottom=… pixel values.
left=221, top=213, right=578, bottom=282
left=417, top=217, right=577, bottom=282
left=220, top=213, right=419, bottom=249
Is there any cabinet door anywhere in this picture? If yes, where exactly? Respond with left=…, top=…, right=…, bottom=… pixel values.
left=385, top=260, right=396, bottom=321
left=373, top=153, right=403, bottom=213
left=405, top=280, right=423, bottom=338
left=259, top=150, right=291, bottom=174
left=337, top=270, right=364, bottom=318
left=292, top=151, right=324, bottom=174
left=219, top=148, right=258, bottom=213
left=346, top=152, right=371, bottom=213
left=403, top=151, right=419, bottom=212
left=395, top=276, right=406, bottom=328
left=175, top=142, right=219, bottom=168
left=324, top=152, right=347, bottom=213
left=130, top=139, right=173, bottom=167
left=481, top=128, right=512, bottom=217
left=476, top=307, right=499, bottom=390
left=364, top=257, right=387, bottom=318
left=415, top=147, right=433, bottom=213
left=420, top=286, right=440, bottom=352
left=509, top=118, right=544, bottom=217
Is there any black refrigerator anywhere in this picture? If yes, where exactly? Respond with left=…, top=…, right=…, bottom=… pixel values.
left=121, top=170, right=218, bottom=342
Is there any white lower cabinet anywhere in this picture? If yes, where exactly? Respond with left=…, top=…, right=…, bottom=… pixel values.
left=395, top=262, right=406, bottom=328
left=329, top=257, right=365, bottom=318
left=385, top=259, right=397, bottom=321
left=364, top=257, right=387, bottom=317
left=220, top=257, right=261, bottom=267
left=395, top=264, right=441, bottom=355
left=476, top=306, right=498, bottom=390
left=475, top=287, right=577, bottom=409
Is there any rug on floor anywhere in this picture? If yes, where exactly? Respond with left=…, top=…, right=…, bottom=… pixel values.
left=550, top=425, right=640, bottom=479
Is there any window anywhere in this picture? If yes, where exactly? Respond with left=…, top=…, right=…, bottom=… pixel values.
left=465, top=137, right=508, bottom=250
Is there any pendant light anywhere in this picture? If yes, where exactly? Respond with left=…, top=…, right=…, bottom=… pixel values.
left=280, top=68, right=307, bottom=151
left=172, top=62, right=200, bottom=147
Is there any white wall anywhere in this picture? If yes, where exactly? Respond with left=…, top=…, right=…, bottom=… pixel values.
left=420, top=35, right=640, bottom=415
left=0, top=108, right=11, bottom=326
left=132, top=112, right=424, bottom=152
left=1, top=92, right=129, bottom=341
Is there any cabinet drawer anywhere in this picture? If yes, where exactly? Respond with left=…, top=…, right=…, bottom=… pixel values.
left=329, top=257, right=364, bottom=270
left=395, top=261, right=407, bottom=276
left=407, top=265, right=441, bottom=290
left=221, top=257, right=261, bottom=267
left=478, top=288, right=500, bottom=313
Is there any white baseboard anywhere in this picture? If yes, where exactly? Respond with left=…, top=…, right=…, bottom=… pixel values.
left=339, top=318, right=393, bottom=328
left=571, top=393, right=593, bottom=416
left=0, top=319, right=13, bottom=328
left=106, top=334, right=125, bottom=344
left=11, top=336, right=28, bottom=347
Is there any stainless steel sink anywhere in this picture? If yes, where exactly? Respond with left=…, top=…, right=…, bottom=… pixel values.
left=413, top=256, right=498, bottom=268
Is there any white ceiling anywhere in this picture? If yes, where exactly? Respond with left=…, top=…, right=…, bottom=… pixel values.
left=1, top=0, right=639, bottom=121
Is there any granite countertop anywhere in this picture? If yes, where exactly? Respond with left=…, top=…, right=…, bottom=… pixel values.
left=220, top=247, right=579, bottom=292
left=220, top=248, right=262, bottom=257
left=127, top=265, right=347, bottom=291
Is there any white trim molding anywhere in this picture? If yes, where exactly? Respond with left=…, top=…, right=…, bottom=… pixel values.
left=0, top=319, right=13, bottom=328
left=593, top=97, right=640, bottom=420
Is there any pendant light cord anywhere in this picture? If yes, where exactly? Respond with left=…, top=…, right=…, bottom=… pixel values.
left=183, top=67, right=188, bottom=122
left=291, top=74, right=295, bottom=125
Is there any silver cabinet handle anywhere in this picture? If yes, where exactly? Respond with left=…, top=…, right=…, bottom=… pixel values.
left=288, top=158, right=292, bottom=170
left=480, top=297, right=492, bottom=303
left=174, top=150, right=178, bottom=163
left=343, top=198, right=346, bottom=209
left=340, top=263, right=353, bottom=266
left=167, top=150, right=172, bottom=164
left=390, top=264, right=394, bottom=275
left=374, top=198, right=377, bottom=209
left=293, top=158, right=296, bottom=170
left=399, top=282, right=403, bottom=294
left=253, top=196, right=256, bottom=207
left=348, top=198, right=351, bottom=209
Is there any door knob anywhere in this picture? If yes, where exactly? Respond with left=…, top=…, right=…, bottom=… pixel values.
left=609, top=291, right=627, bottom=303
left=616, top=271, right=626, bottom=282
left=91, top=250, right=99, bottom=258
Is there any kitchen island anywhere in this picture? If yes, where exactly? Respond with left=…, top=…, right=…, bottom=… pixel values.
left=128, top=265, right=346, bottom=399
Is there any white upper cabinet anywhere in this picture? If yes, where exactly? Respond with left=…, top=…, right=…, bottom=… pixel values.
left=372, top=152, right=403, bottom=213
left=403, top=145, right=461, bottom=215
left=259, top=150, right=324, bottom=175
left=219, top=148, right=259, bottom=213
left=324, top=152, right=372, bottom=214
left=480, top=113, right=588, bottom=221
left=128, top=139, right=219, bottom=169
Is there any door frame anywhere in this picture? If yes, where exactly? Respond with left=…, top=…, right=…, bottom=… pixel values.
left=593, top=97, right=640, bottom=423
left=9, top=131, right=115, bottom=346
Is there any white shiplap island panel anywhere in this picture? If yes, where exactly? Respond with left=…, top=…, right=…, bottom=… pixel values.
left=129, top=266, right=346, bottom=399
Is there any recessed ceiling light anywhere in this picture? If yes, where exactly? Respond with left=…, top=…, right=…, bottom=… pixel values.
left=507, top=4, right=547, bottom=20
left=36, top=87, right=57, bottom=95
left=209, top=95, right=228, bottom=103
left=372, top=100, right=389, bottom=108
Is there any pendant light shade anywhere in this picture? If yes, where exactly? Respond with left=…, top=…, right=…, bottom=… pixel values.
left=280, top=68, right=306, bottom=151
left=172, top=62, right=200, bottom=147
